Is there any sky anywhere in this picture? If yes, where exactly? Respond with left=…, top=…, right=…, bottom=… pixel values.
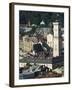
left=19, top=10, right=64, bottom=27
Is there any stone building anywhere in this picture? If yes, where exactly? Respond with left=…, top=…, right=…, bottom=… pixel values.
left=53, top=22, right=60, bottom=57
left=47, top=33, right=53, bottom=48
left=22, top=35, right=33, bottom=53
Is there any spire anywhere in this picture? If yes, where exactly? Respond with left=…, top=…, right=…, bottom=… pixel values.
left=40, top=20, right=45, bottom=25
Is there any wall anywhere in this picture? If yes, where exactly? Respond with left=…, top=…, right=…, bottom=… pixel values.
left=0, top=0, right=72, bottom=90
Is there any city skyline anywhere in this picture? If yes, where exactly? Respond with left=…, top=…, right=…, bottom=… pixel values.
left=19, top=11, right=64, bottom=27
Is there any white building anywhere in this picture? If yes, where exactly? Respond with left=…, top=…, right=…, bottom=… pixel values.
left=47, top=33, right=53, bottom=48
left=53, top=22, right=60, bottom=57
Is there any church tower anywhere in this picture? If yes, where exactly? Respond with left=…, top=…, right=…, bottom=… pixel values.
left=53, top=22, right=60, bottom=57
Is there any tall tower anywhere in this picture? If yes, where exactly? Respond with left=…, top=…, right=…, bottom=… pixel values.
left=53, top=22, right=60, bottom=57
